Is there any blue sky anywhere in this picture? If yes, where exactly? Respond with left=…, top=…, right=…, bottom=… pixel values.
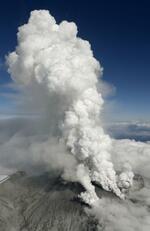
left=0, top=0, right=150, bottom=121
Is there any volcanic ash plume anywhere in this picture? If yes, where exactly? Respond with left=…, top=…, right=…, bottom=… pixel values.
left=7, top=10, right=133, bottom=205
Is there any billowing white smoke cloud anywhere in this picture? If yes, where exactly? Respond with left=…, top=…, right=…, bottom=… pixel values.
left=112, top=139, right=150, bottom=179
left=87, top=189, right=150, bottom=231
left=1, top=118, right=150, bottom=230
left=7, top=10, right=132, bottom=204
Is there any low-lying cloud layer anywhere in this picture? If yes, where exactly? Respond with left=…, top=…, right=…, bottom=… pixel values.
left=107, top=121, right=150, bottom=141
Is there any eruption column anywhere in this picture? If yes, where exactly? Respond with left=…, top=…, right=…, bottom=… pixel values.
left=7, top=10, right=131, bottom=205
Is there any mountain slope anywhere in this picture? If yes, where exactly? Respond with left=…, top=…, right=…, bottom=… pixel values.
left=0, top=171, right=98, bottom=231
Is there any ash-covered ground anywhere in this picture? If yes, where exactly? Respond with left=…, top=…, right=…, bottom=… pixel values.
left=0, top=171, right=98, bottom=231
left=0, top=171, right=149, bottom=231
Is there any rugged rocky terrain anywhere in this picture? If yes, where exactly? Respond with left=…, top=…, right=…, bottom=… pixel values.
left=0, top=171, right=99, bottom=231
left=0, top=171, right=146, bottom=231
